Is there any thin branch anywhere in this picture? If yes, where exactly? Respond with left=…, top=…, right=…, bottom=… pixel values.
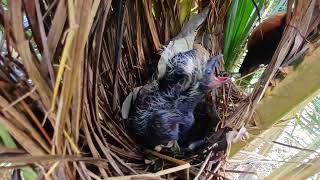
left=272, top=140, right=319, bottom=153
left=1, top=86, right=37, bottom=112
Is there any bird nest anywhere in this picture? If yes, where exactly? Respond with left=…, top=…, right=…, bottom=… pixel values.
left=0, top=1, right=248, bottom=178
left=97, top=11, right=250, bottom=179
left=1, top=0, right=318, bottom=179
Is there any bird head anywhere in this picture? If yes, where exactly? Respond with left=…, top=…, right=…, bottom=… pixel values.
left=200, top=55, right=230, bottom=89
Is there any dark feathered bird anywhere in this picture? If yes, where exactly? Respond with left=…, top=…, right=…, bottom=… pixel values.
left=126, top=48, right=229, bottom=150
left=239, top=12, right=286, bottom=76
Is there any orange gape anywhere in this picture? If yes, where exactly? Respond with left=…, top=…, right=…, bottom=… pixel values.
left=239, top=12, right=287, bottom=76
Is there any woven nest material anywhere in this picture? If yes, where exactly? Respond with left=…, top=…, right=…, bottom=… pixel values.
left=0, top=1, right=246, bottom=178
left=99, top=4, right=248, bottom=177
left=0, top=0, right=319, bottom=179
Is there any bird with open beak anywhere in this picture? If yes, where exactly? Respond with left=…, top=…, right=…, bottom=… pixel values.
left=126, top=48, right=230, bottom=151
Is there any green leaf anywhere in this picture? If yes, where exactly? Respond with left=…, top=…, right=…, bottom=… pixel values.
left=0, top=124, right=38, bottom=179
left=0, top=124, right=17, bottom=148
left=22, top=167, right=38, bottom=180
left=179, top=0, right=195, bottom=25
left=223, top=0, right=265, bottom=71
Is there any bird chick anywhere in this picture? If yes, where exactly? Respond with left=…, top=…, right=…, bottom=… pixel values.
left=126, top=49, right=229, bottom=150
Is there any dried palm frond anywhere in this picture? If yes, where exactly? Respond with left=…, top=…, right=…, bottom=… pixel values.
left=0, top=0, right=319, bottom=179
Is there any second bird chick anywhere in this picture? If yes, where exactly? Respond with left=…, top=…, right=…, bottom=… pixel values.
left=126, top=48, right=229, bottom=151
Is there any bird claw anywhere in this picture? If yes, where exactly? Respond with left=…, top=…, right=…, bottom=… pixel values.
left=154, top=140, right=180, bottom=152
left=154, top=145, right=163, bottom=152
left=167, top=140, right=181, bottom=152
left=154, top=140, right=181, bottom=152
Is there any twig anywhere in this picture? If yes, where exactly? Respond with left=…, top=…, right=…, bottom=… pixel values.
left=224, top=169, right=259, bottom=176
left=235, top=67, right=263, bottom=82
left=35, top=0, right=55, bottom=88
left=282, top=45, right=309, bottom=67
left=194, top=151, right=213, bottom=180
left=18, top=96, right=52, bottom=144
left=63, top=130, right=81, bottom=154
left=45, top=161, right=60, bottom=180
left=112, top=0, right=127, bottom=111
left=144, top=149, right=188, bottom=165
left=50, top=0, right=78, bottom=111
left=251, top=0, right=261, bottom=23
left=1, top=86, right=37, bottom=112
left=205, top=170, right=231, bottom=180
left=107, top=163, right=191, bottom=180
left=155, top=163, right=190, bottom=176
left=272, top=140, right=319, bottom=153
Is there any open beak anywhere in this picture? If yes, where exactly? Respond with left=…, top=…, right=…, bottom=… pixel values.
left=206, top=55, right=231, bottom=88
left=208, top=76, right=230, bottom=88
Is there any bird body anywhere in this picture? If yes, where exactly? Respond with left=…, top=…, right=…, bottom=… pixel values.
left=127, top=82, right=198, bottom=148
left=239, top=12, right=286, bottom=76
left=126, top=48, right=229, bottom=150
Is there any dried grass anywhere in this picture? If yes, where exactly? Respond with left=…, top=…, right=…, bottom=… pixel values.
left=0, top=0, right=318, bottom=179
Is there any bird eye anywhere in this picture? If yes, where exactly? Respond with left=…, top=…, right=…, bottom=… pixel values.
left=206, top=69, right=212, bottom=74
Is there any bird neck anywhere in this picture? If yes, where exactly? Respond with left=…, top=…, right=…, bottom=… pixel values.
left=177, top=89, right=206, bottom=113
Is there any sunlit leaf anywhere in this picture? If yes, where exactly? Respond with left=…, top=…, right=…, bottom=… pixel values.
left=0, top=124, right=16, bottom=148
left=223, top=0, right=264, bottom=71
